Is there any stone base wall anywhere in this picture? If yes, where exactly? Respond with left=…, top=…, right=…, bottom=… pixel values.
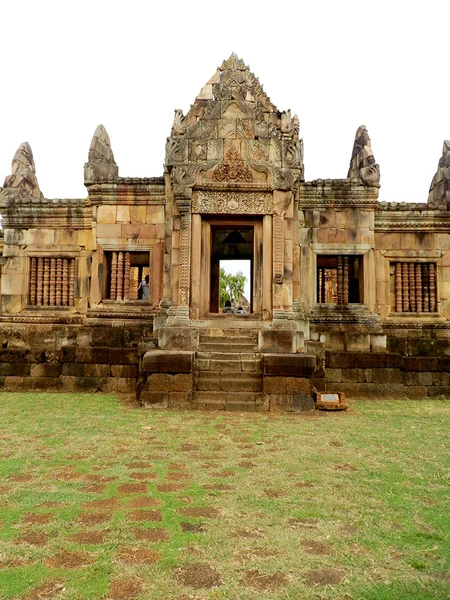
left=318, top=351, right=450, bottom=398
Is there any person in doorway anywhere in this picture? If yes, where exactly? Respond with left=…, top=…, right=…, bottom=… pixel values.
left=138, top=275, right=150, bottom=301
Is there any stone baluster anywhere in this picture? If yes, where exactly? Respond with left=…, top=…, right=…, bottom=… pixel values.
left=116, top=252, right=124, bottom=301
left=30, top=258, right=37, bottom=306
left=43, top=258, right=50, bottom=306
left=408, top=262, right=416, bottom=312
left=422, top=264, right=429, bottom=312
left=429, top=263, right=436, bottom=312
left=124, top=252, right=131, bottom=299
left=36, top=258, right=44, bottom=305
left=337, top=256, right=343, bottom=304
left=318, top=268, right=324, bottom=303
left=415, top=263, right=422, bottom=312
left=402, top=262, right=409, bottom=312
left=395, top=262, right=402, bottom=312
left=62, top=259, right=69, bottom=306
left=343, top=256, right=349, bottom=304
left=49, top=259, right=56, bottom=306
left=110, top=251, right=117, bottom=301
left=56, top=258, right=62, bottom=306
left=69, top=259, right=75, bottom=307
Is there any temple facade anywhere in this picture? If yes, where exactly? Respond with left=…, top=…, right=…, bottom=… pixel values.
left=0, top=54, right=449, bottom=409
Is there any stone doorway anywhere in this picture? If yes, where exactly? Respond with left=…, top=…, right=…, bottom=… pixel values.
left=197, top=217, right=264, bottom=317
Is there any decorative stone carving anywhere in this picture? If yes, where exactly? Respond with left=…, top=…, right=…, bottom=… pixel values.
left=165, top=138, right=188, bottom=166
left=172, top=109, right=186, bottom=136
left=192, top=191, right=273, bottom=215
left=84, top=125, right=118, bottom=183
left=281, top=110, right=292, bottom=134
left=428, top=140, right=450, bottom=209
left=213, top=146, right=253, bottom=183
left=347, top=125, right=380, bottom=187
left=3, top=142, right=43, bottom=198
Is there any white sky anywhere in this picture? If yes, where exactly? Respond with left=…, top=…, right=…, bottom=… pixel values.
left=0, top=1, right=449, bottom=204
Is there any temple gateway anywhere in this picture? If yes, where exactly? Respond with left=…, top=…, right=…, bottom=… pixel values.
left=1, top=54, right=449, bottom=410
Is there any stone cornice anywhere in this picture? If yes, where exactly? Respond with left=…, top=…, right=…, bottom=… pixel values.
left=375, top=208, right=450, bottom=232
left=86, top=179, right=165, bottom=205
left=2, top=205, right=92, bottom=229
left=299, top=180, right=378, bottom=208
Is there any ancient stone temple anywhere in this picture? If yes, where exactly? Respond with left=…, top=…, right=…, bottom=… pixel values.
left=0, top=53, right=449, bottom=408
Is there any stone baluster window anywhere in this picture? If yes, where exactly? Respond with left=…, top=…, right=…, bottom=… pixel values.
left=104, top=251, right=150, bottom=301
left=317, top=255, right=361, bottom=304
left=29, top=257, right=75, bottom=307
left=391, top=262, right=437, bottom=312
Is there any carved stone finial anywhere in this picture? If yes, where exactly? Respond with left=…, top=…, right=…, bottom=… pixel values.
left=428, top=140, right=450, bottom=209
left=3, top=142, right=43, bottom=198
left=220, top=53, right=248, bottom=71
left=281, top=110, right=292, bottom=134
left=84, top=124, right=118, bottom=184
left=292, top=115, right=300, bottom=141
left=171, top=109, right=186, bottom=136
left=347, top=125, right=380, bottom=187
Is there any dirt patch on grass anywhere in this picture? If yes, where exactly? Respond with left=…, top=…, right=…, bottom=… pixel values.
left=9, top=474, right=34, bottom=482
left=157, top=483, right=184, bottom=492
left=288, top=517, right=319, bottom=529
left=264, top=489, right=285, bottom=498
left=166, top=472, right=190, bottom=481
left=23, top=579, right=65, bottom=599
left=232, top=528, right=265, bottom=539
left=181, top=522, right=205, bottom=533
left=118, top=483, right=147, bottom=494
left=305, top=568, right=346, bottom=586
left=128, top=510, right=162, bottom=522
left=238, top=460, right=256, bottom=468
left=134, top=527, right=170, bottom=542
left=126, top=461, right=152, bottom=469
left=332, top=463, right=358, bottom=472
left=168, top=462, right=187, bottom=470
left=234, top=548, right=279, bottom=563
left=301, top=539, right=333, bottom=555
left=244, top=569, right=288, bottom=590
left=21, top=513, right=52, bottom=525
left=80, top=483, right=106, bottom=494
left=129, top=471, right=157, bottom=480
left=339, top=522, right=358, bottom=537
left=211, top=470, right=235, bottom=478
left=68, top=530, right=106, bottom=544
left=20, top=531, right=49, bottom=545
left=175, top=563, right=221, bottom=589
left=117, top=547, right=160, bottom=564
left=179, top=443, right=200, bottom=452
left=179, top=507, right=219, bottom=518
left=77, top=512, right=110, bottom=526
left=126, top=497, right=161, bottom=509
left=295, top=481, right=315, bottom=488
left=108, top=578, right=144, bottom=600
left=83, top=498, right=118, bottom=510
left=46, top=550, right=95, bottom=568
left=83, top=474, right=117, bottom=483
left=202, top=483, right=233, bottom=491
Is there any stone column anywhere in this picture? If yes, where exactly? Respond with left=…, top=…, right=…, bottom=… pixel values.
left=190, top=213, right=202, bottom=320
left=262, top=215, right=273, bottom=320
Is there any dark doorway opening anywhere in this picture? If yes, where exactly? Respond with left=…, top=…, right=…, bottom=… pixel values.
left=210, top=225, right=254, bottom=314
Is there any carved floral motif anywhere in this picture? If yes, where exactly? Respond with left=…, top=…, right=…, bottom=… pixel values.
left=213, top=146, right=253, bottom=183
left=192, top=191, right=273, bottom=215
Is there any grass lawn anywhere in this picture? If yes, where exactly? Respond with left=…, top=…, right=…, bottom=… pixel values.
left=0, top=393, right=449, bottom=599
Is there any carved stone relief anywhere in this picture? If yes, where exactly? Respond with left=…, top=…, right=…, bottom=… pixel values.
left=192, top=191, right=273, bottom=215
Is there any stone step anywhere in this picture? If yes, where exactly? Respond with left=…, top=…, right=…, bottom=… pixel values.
left=196, top=372, right=262, bottom=392
left=193, top=391, right=263, bottom=411
left=199, top=335, right=258, bottom=345
left=196, top=351, right=259, bottom=361
left=199, top=328, right=259, bottom=338
left=198, top=342, right=259, bottom=353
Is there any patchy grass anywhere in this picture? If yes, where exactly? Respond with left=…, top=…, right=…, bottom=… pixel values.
left=0, top=393, right=449, bottom=599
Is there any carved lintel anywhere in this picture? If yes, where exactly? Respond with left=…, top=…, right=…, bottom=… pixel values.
left=192, top=191, right=273, bottom=215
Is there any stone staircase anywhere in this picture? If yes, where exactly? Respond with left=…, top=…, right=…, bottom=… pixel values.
left=193, top=327, right=263, bottom=411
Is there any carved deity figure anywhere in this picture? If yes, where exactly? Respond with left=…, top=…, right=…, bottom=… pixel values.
left=3, top=142, right=43, bottom=198
left=84, top=124, right=118, bottom=183
left=347, top=125, right=380, bottom=187
left=428, top=140, right=450, bottom=209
